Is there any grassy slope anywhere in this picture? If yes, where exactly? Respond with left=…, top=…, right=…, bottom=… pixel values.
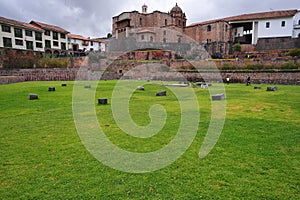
left=0, top=81, right=299, bottom=199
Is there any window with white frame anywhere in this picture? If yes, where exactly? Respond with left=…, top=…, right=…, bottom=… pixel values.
left=2, top=25, right=11, bottom=33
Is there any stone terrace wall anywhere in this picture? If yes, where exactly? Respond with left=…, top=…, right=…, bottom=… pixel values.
left=0, top=68, right=118, bottom=82
left=0, top=76, right=26, bottom=84
left=184, top=72, right=300, bottom=85
left=0, top=68, right=299, bottom=85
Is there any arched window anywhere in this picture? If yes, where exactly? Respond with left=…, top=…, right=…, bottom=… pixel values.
left=150, top=36, right=153, bottom=42
left=140, top=18, right=142, bottom=26
left=178, top=37, right=181, bottom=43
left=165, top=19, right=168, bottom=26
left=207, top=25, right=211, bottom=32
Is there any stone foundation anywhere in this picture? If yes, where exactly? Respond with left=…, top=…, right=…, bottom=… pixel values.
left=0, top=68, right=299, bottom=85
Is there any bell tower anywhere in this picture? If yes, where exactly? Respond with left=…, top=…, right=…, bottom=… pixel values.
left=142, top=4, right=148, bottom=14
left=170, top=3, right=186, bottom=28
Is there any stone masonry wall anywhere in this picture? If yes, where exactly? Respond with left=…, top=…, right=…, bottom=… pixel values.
left=0, top=68, right=299, bottom=85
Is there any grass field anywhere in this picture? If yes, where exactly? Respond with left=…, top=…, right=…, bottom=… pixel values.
left=0, top=81, right=299, bottom=199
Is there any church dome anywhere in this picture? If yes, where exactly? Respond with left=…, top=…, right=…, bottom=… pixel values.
left=170, top=3, right=182, bottom=13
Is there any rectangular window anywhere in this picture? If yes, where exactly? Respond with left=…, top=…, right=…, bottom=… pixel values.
left=266, top=22, right=270, bottom=28
left=90, top=41, right=93, bottom=46
left=3, top=37, right=12, bottom=47
left=26, top=41, right=33, bottom=50
left=141, top=35, right=144, bottom=40
left=36, top=42, right=43, bottom=48
left=14, top=28, right=23, bottom=38
left=25, top=30, right=33, bottom=37
left=163, top=30, right=166, bottom=36
left=15, top=39, right=23, bottom=46
left=45, top=40, right=51, bottom=48
left=45, top=30, right=50, bottom=36
left=53, top=31, right=58, bottom=40
left=281, top=21, right=285, bottom=27
left=207, top=25, right=212, bottom=32
left=61, top=42, right=66, bottom=50
left=35, top=32, right=42, bottom=41
left=53, top=41, right=59, bottom=47
left=60, top=33, right=66, bottom=39
left=2, top=25, right=11, bottom=33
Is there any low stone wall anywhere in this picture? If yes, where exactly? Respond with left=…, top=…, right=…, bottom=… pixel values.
left=0, top=68, right=299, bottom=85
left=184, top=72, right=300, bottom=85
left=0, top=68, right=118, bottom=82
left=0, top=76, right=26, bottom=84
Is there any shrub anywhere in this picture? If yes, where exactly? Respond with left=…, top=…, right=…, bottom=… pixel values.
left=245, top=63, right=264, bottom=70
left=233, top=43, right=241, bottom=52
left=280, top=62, right=298, bottom=70
left=289, top=48, right=300, bottom=58
left=38, top=58, right=69, bottom=68
left=221, top=63, right=238, bottom=70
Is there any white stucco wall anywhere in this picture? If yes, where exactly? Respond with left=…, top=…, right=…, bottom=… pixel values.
left=0, top=24, right=44, bottom=51
left=292, top=11, right=300, bottom=38
left=69, top=38, right=104, bottom=52
left=257, top=17, right=294, bottom=38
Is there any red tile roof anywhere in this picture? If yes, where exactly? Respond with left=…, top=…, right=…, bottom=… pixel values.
left=68, top=33, right=89, bottom=41
left=0, top=16, right=43, bottom=32
left=188, top=9, right=298, bottom=27
left=30, top=20, right=69, bottom=33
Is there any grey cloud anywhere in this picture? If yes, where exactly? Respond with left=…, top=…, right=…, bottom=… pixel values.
left=0, top=0, right=299, bottom=38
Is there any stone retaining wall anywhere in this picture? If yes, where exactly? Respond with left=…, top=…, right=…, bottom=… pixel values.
left=0, top=76, right=26, bottom=84
left=184, top=72, right=300, bottom=85
left=0, top=68, right=118, bottom=82
left=0, top=68, right=299, bottom=85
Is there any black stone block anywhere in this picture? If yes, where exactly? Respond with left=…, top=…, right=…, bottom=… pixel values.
left=156, top=90, right=166, bottom=96
left=29, top=93, right=38, bottom=100
left=137, top=86, right=145, bottom=91
left=212, top=93, right=225, bottom=101
left=98, top=98, right=108, bottom=104
left=48, top=87, right=55, bottom=91
left=267, top=86, right=278, bottom=91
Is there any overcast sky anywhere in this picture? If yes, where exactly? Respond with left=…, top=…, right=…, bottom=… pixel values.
left=0, top=0, right=299, bottom=38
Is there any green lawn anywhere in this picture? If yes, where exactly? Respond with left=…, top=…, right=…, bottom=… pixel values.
left=0, top=81, right=299, bottom=199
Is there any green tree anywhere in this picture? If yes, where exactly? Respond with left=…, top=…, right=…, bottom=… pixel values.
left=233, top=42, right=242, bottom=53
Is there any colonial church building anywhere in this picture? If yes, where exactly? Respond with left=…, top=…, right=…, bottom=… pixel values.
left=112, top=3, right=187, bottom=43
left=112, top=4, right=300, bottom=57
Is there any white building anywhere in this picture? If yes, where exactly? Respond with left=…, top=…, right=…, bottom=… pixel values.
left=29, top=21, right=69, bottom=55
left=0, top=16, right=44, bottom=52
left=229, top=9, right=300, bottom=45
left=293, top=11, right=300, bottom=38
left=68, top=34, right=106, bottom=54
